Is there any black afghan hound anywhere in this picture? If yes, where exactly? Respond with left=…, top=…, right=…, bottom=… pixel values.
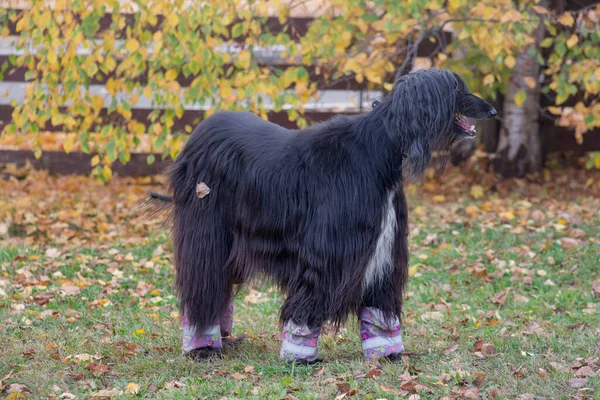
left=149, top=68, right=496, bottom=362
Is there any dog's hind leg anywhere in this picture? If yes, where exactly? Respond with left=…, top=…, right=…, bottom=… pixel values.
left=173, top=195, right=235, bottom=359
left=279, top=259, right=330, bottom=363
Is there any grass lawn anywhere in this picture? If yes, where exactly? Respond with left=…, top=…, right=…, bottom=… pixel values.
left=1, top=166, right=599, bottom=399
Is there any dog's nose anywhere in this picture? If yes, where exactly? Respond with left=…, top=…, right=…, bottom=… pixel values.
left=489, top=108, right=497, bottom=117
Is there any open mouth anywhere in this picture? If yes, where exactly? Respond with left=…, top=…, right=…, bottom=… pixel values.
left=454, top=114, right=476, bottom=136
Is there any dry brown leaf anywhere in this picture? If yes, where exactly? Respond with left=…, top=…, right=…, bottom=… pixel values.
left=513, top=293, right=529, bottom=303
left=336, top=382, right=351, bottom=394
left=488, top=388, right=502, bottom=399
left=560, top=237, right=579, bottom=250
left=575, top=366, right=595, bottom=377
left=196, top=182, right=211, bottom=199
left=592, top=279, right=600, bottom=298
left=164, top=380, right=184, bottom=389
left=473, top=338, right=484, bottom=352
left=244, top=365, right=255, bottom=373
left=365, top=367, right=382, bottom=379
left=523, top=321, right=544, bottom=336
left=421, top=311, right=444, bottom=322
left=491, top=289, right=509, bottom=306
left=90, top=388, right=121, bottom=398
left=399, top=380, right=416, bottom=392
left=569, top=378, right=588, bottom=388
left=463, top=387, right=481, bottom=399
left=231, top=372, right=246, bottom=380
left=443, top=343, right=459, bottom=355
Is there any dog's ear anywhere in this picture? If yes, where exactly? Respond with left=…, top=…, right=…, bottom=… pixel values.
left=405, top=138, right=430, bottom=179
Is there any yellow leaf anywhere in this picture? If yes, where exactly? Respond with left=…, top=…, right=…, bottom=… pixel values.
left=134, top=328, right=146, bottom=335
left=432, top=195, right=445, bottom=203
left=91, top=155, right=100, bottom=167
left=63, top=134, right=75, bottom=154
left=470, top=185, right=484, bottom=199
left=91, top=95, right=104, bottom=112
left=465, top=204, right=480, bottom=216
left=236, top=50, right=251, bottom=69
left=524, top=77, right=536, bottom=89
left=47, top=51, right=58, bottom=67
left=102, top=165, right=112, bottom=181
left=125, top=39, right=140, bottom=53
left=566, top=34, right=578, bottom=48
left=504, top=56, right=516, bottom=69
left=499, top=210, right=515, bottom=220
left=557, top=12, right=574, bottom=27
left=547, top=106, right=562, bottom=115
left=105, top=56, right=116, bottom=72
left=483, top=74, right=495, bottom=86
left=167, top=13, right=179, bottom=28
left=514, top=89, right=526, bottom=107
left=556, top=218, right=568, bottom=225
left=408, top=265, right=417, bottom=277
left=165, top=69, right=177, bottom=81
left=124, top=383, right=140, bottom=395
left=143, top=86, right=153, bottom=99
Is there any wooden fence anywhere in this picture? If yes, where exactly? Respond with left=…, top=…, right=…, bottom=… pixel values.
left=1, top=6, right=599, bottom=176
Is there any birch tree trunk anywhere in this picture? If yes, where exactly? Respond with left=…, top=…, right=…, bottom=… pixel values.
left=494, top=7, right=547, bottom=177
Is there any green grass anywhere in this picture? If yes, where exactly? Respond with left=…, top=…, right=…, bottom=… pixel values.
left=1, top=193, right=599, bottom=399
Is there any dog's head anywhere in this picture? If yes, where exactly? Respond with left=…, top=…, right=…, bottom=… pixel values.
left=379, top=68, right=496, bottom=177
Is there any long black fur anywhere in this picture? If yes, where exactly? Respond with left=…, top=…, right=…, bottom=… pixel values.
left=150, top=69, right=495, bottom=340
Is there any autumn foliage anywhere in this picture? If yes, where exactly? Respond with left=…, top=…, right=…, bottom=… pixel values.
left=1, top=0, right=599, bottom=179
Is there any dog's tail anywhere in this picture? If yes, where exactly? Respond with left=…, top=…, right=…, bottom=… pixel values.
left=138, top=190, right=174, bottom=222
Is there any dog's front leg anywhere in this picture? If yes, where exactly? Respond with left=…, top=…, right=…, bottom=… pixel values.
left=359, top=307, right=403, bottom=361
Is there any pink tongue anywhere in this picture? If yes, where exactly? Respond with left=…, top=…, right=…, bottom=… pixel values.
left=457, top=118, right=470, bottom=130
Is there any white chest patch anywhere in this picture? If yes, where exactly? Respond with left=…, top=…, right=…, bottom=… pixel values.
left=363, top=192, right=397, bottom=290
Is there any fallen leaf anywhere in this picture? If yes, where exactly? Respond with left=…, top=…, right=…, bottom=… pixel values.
left=400, top=380, right=416, bottom=392
left=33, top=291, right=54, bottom=305
left=517, top=394, right=534, bottom=400
left=336, top=382, right=351, bottom=394
left=491, top=290, right=509, bottom=306
left=124, top=383, right=140, bottom=395
left=575, top=366, right=595, bottom=377
left=523, top=322, right=544, bottom=336
left=570, top=228, right=586, bottom=238
left=196, top=182, right=211, bottom=199
left=421, top=311, right=444, bottom=322
left=7, top=383, right=30, bottom=394
left=538, top=368, right=548, bottom=378
left=549, top=362, right=569, bottom=373
left=592, top=279, right=600, bottom=298
left=513, top=293, right=529, bottom=303
left=463, top=387, right=481, bottom=399
left=443, top=343, right=459, bottom=355
left=470, top=185, right=484, bottom=199
left=61, top=284, right=81, bottom=296
left=366, top=367, right=382, bottom=378
left=90, top=388, right=121, bottom=397
left=231, top=372, right=246, bottom=380
left=488, top=388, right=502, bottom=399
left=473, top=338, right=484, bottom=352
left=560, top=237, right=578, bottom=250
left=164, top=380, right=183, bottom=389
left=45, top=247, right=60, bottom=258
left=569, top=378, right=588, bottom=388
left=244, top=365, right=255, bottom=373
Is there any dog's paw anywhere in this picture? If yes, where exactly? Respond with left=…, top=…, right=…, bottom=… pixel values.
left=222, top=334, right=249, bottom=348
left=186, top=347, right=222, bottom=361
